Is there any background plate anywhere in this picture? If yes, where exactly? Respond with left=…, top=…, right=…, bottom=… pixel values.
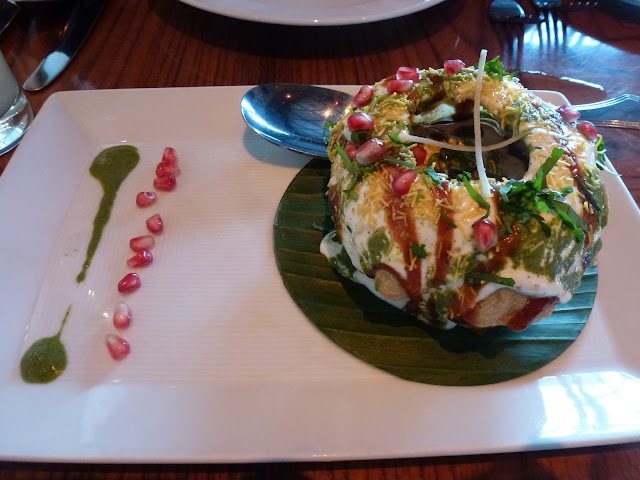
left=0, top=87, right=639, bottom=462
left=177, top=0, right=447, bottom=26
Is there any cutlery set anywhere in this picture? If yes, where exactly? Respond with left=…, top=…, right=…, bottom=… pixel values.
left=488, top=0, right=596, bottom=23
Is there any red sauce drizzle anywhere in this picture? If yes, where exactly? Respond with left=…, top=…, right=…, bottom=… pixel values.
left=506, top=296, right=558, bottom=332
left=380, top=166, right=422, bottom=303
left=432, top=182, right=454, bottom=286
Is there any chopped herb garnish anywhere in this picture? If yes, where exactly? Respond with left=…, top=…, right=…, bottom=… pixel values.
left=382, top=157, right=417, bottom=169
left=482, top=55, right=517, bottom=81
left=423, top=166, right=441, bottom=186
left=594, top=137, right=618, bottom=175
left=460, top=172, right=490, bottom=218
left=465, top=271, right=515, bottom=287
left=440, top=207, right=457, bottom=228
left=545, top=198, right=587, bottom=242
left=560, top=186, right=574, bottom=196
left=388, top=131, right=411, bottom=145
left=480, top=108, right=496, bottom=120
left=498, top=148, right=588, bottom=242
left=533, top=147, right=563, bottom=190
left=410, top=244, right=429, bottom=259
left=323, top=122, right=335, bottom=144
left=335, top=144, right=358, bottom=192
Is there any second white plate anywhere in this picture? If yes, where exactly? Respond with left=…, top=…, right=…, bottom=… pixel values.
left=178, top=0, right=448, bottom=26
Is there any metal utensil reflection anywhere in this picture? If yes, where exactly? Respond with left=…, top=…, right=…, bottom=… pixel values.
left=22, top=0, right=106, bottom=91
left=0, top=0, right=19, bottom=37
left=533, top=0, right=598, bottom=10
left=573, top=94, right=640, bottom=130
left=241, top=83, right=352, bottom=158
left=488, top=0, right=544, bottom=23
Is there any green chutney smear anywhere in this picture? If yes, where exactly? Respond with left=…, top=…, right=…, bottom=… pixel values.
left=20, top=306, right=71, bottom=383
left=76, top=145, right=140, bottom=283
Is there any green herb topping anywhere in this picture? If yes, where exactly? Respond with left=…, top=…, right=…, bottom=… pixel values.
left=410, top=244, right=429, bottom=259
left=440, top=207, right=457, bottom=228
left=482, top=56, right=517, bottom=81
left=497, top=147, right=588, bottom=242
left=465, top=271, right=516, bottom=287
left=460, top=172, right=490, bottom=218
left=323, top=122, right=336, bottom=144
left=388, top=131, right=412, bottom=145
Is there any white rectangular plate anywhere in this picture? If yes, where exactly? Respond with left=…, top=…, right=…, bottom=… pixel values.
left=1, top=87, right=639, bottom=463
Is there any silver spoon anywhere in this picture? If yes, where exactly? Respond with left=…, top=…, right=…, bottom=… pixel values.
left=241, top=83, right=352, bottom=158
left=488, top=0, right=544, bottom=23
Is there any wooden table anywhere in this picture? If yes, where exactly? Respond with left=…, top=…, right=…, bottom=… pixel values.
left=1, top=0, right=640, bottom=477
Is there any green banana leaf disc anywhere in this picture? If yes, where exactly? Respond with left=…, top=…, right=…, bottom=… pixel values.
left=273, top=158, right=597, bottom=386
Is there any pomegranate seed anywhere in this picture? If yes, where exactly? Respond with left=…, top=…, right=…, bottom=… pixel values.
left=577, top=121, right=598, bottom=141
left=347, top=112, right=375, bottom=131
left=136, top=191, right=156, bottom=207
left=412, top=145, right=427, bottom=166
left=556, top=104, right=581, bottom=124
left=387, top=79, right=413, bottom=94
left=356, top=138, right=386, bottom=165
left=396, top=66, right=420, bottom=82
left=113, top=302, right=132, bottom=329
left=156, top=163, right=181, bottom=178
left=126, top=250, right=153, bottom=268
left=154, top=175, right=176, bottom=191
left=118, top=273, right=141, bottom=293
left=106, top=334, right=130, bottom=360
left=444, top=59, right=465, bottom=75
left=161, top=147, right=178, bottom=165
left=146, top=214, right=163, bottom=234
left=345, top=143, right=358, bottom=160
left=392, top=169, right=418, bottom=196
left=130, top=234, right=155, bottom=252
left=353, top=85, right=374, bottom=108
left=473, top=219, right=498, bottom=253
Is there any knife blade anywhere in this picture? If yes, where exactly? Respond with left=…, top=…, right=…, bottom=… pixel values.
left=22, top=0, right=106, bottom=91
left=0, top=0, right=19, bottom=37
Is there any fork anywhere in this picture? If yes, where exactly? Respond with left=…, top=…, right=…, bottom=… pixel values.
left=573, top=94, right=640, bottom=130
left=533, top=0, right=598, bottom=10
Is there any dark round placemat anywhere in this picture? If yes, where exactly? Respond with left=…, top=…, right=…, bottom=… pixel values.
left=273, top=158, right=597, bottom=386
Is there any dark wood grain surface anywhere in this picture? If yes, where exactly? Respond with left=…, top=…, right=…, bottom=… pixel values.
left=2, top=0, right=640, bottom=478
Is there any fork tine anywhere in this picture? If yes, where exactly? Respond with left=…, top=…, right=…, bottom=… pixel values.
left=572, top=94, right=640, bottom=111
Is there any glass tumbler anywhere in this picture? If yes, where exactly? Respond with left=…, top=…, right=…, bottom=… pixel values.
left=0, top=50, right=33, bottom=155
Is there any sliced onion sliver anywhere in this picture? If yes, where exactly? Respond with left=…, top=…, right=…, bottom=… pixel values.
left=396, top=131, right=527, bottom=153
left=474, top=49, right=491, bottom=197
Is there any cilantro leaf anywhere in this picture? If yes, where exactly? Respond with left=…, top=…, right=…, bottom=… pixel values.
left=335, top=144, right=359, bottom=192
left=460, top=172, right=490, bottom=218
left=388, top=131, right=411, bottom=145
left=381, top=157, right=417, bottom=169
left=423, top=166, right=441, bottom=186
left=534, top=147, right=563, bottom=191
left=410, top=244, right=429, bottom=259
left=440, top=207, right=457, bottom=228
left=546, top=198, right=588, bottom=242
left=422, top=167, right=441, bottom=185
left=466, top=271, right=515, bottom=287
left=323, top=122, right=335, bottom=144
